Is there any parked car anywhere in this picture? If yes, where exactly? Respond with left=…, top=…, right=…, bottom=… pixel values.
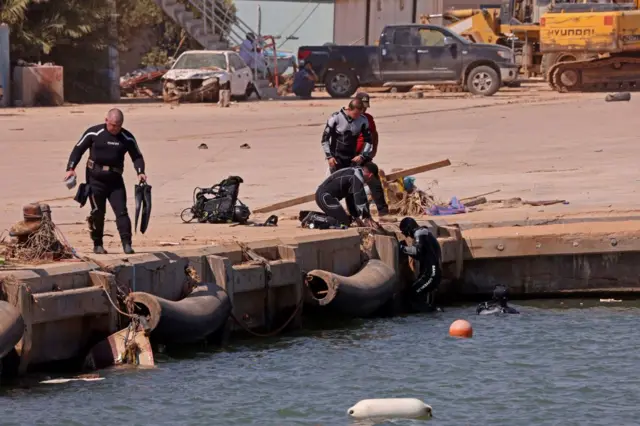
left=162, top=50, right=255, bottom=102
left=297, top=24, right=519, bottom=98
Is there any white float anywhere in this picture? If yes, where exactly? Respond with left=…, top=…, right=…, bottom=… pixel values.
left=40, top=377, right=105, bottom=384
left=347, top=398, right=433, bottom=420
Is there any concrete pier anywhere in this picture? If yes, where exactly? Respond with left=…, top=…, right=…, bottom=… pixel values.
left=3, top=218, right=640, bottom=371
left=3, top=85, right=640, bottom=373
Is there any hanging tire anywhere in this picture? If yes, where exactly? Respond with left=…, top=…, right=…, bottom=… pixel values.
left=324, top=69, right=358, bottom=98
left=466, top=65, right=500, bottom=96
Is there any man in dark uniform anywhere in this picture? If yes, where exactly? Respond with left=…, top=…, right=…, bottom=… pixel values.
left=315, top=164, right=378, bottom=228
left=63, top=108, right=147, bottom=255
left=398, top=217, right=443, bottom=312
left=320, top=97, right=389, bottom=215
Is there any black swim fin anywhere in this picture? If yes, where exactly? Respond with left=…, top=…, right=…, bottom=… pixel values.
left=140, top=183, right=152, bottom=234
left=134, top=184, right=144, bottom=233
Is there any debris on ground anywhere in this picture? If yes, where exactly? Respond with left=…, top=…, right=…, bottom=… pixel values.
left=605, top=92, right=631, bottom=102
left=198, top=143, right=208, bottom=149
left=0, top=203, right=74, bottom=264
left=276, top=74, right=295, bottom=96
left=240, top=143, right=251, bottom=149
left=473, top=198, right=568, bottom=211
left=120, top=67, right=167, bottom=98
left=428, top=197, right=467, bottom=216
left=382, top=172, right=441, bottom=216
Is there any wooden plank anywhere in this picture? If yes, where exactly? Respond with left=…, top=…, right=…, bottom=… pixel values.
left=253, top=159, right=451, bottom=214
left=383, top=159, right=451, bottom=181
left=460, top=189, right=501, bottom=202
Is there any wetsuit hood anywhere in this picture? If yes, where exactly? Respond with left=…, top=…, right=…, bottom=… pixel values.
left=493, top=285, right=509, bottom=306
left=400, top=217, right=420, bottom=237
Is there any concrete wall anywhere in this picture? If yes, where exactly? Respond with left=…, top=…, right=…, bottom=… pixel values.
left=368, top=0, right=414, bottom=44
left=461, top=252, right=640, bottom=299
left=332, top=0, right=446, bottom=46
left=13, top=66, right=64, bottom=107
left=0, top=230, right=367, bottom=372
left=334, top=0, right=368, bottom=45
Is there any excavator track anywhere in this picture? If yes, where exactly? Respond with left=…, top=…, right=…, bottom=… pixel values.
left=548, top=56, right=640, bottom=93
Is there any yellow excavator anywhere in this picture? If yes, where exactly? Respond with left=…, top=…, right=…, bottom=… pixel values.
left=541, top=0, right=640, bottom=92
left=421, top=0, right=550, bottom=77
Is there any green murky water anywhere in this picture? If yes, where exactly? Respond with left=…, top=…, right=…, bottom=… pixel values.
left=1, top=299, right=639, bottom=425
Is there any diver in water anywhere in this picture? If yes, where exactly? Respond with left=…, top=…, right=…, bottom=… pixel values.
left=476, top=285, right=520, bottom=315
left=398, top=217, right=443, bottom=312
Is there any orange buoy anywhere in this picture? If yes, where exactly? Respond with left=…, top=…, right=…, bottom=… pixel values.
left=449, top=319, right=473, bottom=338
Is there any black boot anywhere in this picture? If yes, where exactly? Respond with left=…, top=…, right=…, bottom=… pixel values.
left=122, top=242, right=135, bottom=255
left=93, top=245, right=107, bottom=255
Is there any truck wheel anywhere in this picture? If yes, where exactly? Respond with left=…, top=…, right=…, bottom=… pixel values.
left=324, top=70, right=358, bottom=98
left=466, top=66, right=500, bottom=96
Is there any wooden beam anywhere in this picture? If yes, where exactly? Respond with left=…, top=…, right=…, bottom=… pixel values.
left=383, top=159, right=451, bottom=181
left=253, top=159, right=451, bottom=214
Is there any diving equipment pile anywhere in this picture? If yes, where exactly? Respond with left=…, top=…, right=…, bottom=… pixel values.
left=1, top=203, right=74, bottom=263
left=180, top=176, right=251, bottom=224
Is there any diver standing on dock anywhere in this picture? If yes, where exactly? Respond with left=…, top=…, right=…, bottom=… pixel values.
left=320, top=97, right=388, bottom=215
left=399, top=217, right=443, bottom=312
left=64, top=108, right=147, bottom=255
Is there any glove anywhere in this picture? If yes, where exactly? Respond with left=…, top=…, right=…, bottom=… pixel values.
left=399, top=240, right=408, bottom=253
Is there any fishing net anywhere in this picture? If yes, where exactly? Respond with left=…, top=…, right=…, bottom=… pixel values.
left=2, top=215, right=74, bottom=264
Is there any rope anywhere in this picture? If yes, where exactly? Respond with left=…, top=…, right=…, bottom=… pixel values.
left=238, top=242, right=273, bottom=332
left=229, top=296, right=303, bottom=338
left=101, top=287, right=136, bottom=319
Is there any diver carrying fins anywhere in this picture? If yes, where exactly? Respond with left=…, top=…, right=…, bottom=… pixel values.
left=134, top=181, right=152, bottom=234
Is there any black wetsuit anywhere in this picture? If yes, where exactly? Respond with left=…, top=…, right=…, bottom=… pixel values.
left=320, top=109, right=388, bottom=214
left=66, top=124, right=145, bottom=247
left=315, top=167, right=370, bottom=226
left=476, top=302, right=520, bottom=315
left=400, top=226, right=442, bottom=311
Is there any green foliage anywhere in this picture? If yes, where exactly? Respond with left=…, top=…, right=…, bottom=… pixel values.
left=1, top=0, right=110, bottom=60
left=1, top=0, right=239, bottom=101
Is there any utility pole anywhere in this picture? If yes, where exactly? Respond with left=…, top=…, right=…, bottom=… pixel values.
left=107, top=0, right=120, bottom=102
left=0, top=24, right=10, bottom=107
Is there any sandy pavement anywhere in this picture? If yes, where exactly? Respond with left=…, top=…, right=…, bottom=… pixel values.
left=1, top=82, right=639, bottom=255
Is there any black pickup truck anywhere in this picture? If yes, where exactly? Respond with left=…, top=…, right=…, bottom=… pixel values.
left=297, top=24, right=519, bottom=98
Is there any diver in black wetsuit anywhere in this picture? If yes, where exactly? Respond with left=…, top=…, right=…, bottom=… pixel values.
left=315, top=165, right=377, bottom=227
left=64, top=108, right=147, bottom=255
left=476, top=285, right=520, bottom=315
left=398, top=217, right=443, bottom=312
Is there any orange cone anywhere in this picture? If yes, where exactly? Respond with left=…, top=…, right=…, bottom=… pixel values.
left=449, top=319, right=473, bottom=338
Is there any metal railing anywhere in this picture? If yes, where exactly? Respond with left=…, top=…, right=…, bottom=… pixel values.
left=186, top=0, right=257, bottom=47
